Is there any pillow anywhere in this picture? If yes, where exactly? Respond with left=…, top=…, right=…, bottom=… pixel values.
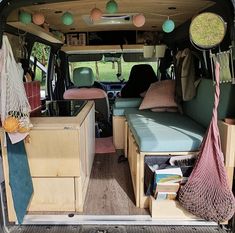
left=139, top=80, right=177, bottom=110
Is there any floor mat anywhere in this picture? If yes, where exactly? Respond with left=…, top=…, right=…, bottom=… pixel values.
left=95, top=136, right=116, bottom=154
left=6, top=225, right=227, bottom=232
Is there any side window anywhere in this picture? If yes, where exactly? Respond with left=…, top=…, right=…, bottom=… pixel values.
left=30, top=42, right=51, bottom=98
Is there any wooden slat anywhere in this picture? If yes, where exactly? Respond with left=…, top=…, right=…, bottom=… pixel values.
left=74, top=177, right=83, bottom=212
left=112, top=116, right=126, bottom=150
left=124, top=121, right=129, bottom=157
left=225, top=166, right=234, bottom=189
left=85, top=106, right=95, bottom=176
left=218, top=120, right=235, bottom=167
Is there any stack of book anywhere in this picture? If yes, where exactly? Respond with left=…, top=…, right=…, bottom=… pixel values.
left=153, top=167, right=183, bottom=200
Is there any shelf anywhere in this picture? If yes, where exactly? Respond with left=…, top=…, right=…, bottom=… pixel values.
left=61, top=44, right=143, bottom=54
left=7, top=21, right=63, bottom=44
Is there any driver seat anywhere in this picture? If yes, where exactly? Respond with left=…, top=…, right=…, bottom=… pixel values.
left=63, top=67, right=110, bottom=123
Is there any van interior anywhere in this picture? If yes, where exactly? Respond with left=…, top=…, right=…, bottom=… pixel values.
left=0, top=0, right=235, bottom=232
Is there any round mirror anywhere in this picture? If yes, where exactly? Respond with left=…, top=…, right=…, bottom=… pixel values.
left=189, top=12, right=227, bottom=49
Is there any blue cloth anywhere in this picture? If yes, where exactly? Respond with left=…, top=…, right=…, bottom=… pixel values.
left=7, top=135, right=33, bottom=224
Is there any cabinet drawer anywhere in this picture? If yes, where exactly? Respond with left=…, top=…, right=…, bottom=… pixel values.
left=149, top=197, right=200, bottom=220
left=25, top=130, right=80, bottom=177
left=28, top=178, right=75, bottom=212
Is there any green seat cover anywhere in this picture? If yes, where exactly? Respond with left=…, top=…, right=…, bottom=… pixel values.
left=183, top=79, right=235, bottom=128
left=114, top=98, right=142, bottom=108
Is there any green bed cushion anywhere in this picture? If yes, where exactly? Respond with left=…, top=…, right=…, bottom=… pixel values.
left=127, top=110, right=205, bottom=152
left=183, top=79, right=235, bottom=128
left=113, top=107, right=125, bottom=116
left=113, top=107, right=139, bottom=116
left=124, top=108, right=148, bottom=118
left=114, top=98, right=142, bottom=108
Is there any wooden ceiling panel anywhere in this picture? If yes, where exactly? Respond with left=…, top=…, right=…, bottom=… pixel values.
left=9, top=0, right=215, bottom=33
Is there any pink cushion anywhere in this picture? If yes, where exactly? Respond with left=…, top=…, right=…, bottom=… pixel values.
left=139, top=80, right=177, bottom=110
left=63, top=88, right=107, bottom=100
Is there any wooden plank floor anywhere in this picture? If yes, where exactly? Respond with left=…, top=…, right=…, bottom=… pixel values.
left=83, top=153, right=149, bottom=215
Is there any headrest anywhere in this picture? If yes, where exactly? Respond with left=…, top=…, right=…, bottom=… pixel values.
left=129, top=64, right=157, bottom=81
left=73, top=67, right=95, bottom=87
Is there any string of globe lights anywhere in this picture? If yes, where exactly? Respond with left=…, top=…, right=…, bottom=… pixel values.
left=90, top=0, right=181, bottom=33
left=18, top=0, right=119, bottom=26
left=18, top=0, right=180, bottom=33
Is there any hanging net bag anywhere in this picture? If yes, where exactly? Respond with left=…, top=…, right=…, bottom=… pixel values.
left=0, top=35, right=31, bottom=134
left=178, top=62, right=235, bottom=222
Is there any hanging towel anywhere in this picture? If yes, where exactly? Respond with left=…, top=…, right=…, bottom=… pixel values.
left=212, top=51, right=232, bottom=82
left=175, top=48, right=197, bottom=102
left=7, top=134, right=33, bottom=224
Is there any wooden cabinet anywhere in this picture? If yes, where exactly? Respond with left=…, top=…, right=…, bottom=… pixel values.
left=126, top=120, right=235, bottom=220
left=1, top=101, right=95, bottom=222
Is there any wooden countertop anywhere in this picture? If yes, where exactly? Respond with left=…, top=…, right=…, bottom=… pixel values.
left=30, top=101, right=94, bottom=130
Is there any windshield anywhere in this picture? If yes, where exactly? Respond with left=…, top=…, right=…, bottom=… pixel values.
left=69, top=57, right=157, bottom=83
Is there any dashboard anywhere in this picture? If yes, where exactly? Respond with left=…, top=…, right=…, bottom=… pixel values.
left=102, top=82, right=126, bottom=101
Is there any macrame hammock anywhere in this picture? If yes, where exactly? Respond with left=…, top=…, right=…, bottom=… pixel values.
left=0, top=35, right=31, bottom=136
left=178, top=62, right=235, bottom=222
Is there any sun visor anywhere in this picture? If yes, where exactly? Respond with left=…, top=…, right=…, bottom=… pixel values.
left=68, top=53, right=103, bottom=62
left=123, top=53, right=158, bottom=62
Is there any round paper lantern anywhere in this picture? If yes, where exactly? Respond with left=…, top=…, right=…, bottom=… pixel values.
left=19, top=11, right=32, bottom=24
left=106, top=0, right=118, bottom=14
left=162, top=19, right=175, bottom=33
left=32, top=12, right=45, bottom=25
left=61, top=12, right=74, bottom=25
left=133, top=14, right=145, bottom=27
left=90, top=7, right=103, bottom=21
